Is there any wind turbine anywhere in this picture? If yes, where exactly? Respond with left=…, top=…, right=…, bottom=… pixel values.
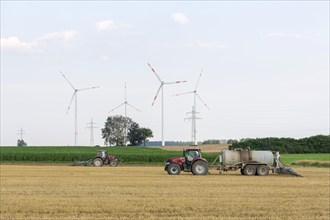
left=109, top=82, right=142, bottom=146
left=148, top=63, right=187, bottom=147
left=60, top=71, right=99, bottom=146
left=173, top=70, right=209, bottom=145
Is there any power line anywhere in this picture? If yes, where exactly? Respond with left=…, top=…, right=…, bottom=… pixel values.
left=185, top=106, right=202, bottom=145
left=16, top=128, right=25, bottom=140
left=86, top=119, right=97, bottom=146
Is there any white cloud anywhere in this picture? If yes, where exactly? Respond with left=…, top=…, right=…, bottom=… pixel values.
left=37, top=30, right=78, bottom=43
left=95, top=20, right=117, bottom=31
left=186, top=39, right=226, bottom=49
left=1, top=30, right=78, bottom=53
left=171, top=13, right=189, bottom=25
left=265, top=32, right=307, bottom=39
left=0, top=36, right=38, bottom=52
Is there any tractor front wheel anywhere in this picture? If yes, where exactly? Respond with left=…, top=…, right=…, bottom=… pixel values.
left=167, top=163, right=181, bottom=175
left=93, top=158, right=103, bottom=167
left=192, top=161, right=209, bottom=175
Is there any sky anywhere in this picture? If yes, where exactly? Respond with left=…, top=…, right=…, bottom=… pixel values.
left=1, top=1, right=329, bottom=146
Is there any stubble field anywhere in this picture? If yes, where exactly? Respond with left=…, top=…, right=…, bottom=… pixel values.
left=1, top=165, right=329, bottom=220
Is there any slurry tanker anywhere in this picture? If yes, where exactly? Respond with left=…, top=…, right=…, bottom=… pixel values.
left=165, top=148, right=301, bottom=176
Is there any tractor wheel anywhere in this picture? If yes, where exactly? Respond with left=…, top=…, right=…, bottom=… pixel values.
left=93, top=158, right=103, bottom=167
left=240, top=168, right=244, bottom=175
left=243, top=165, right=256, bottom=176
left=256, top=165, right=269, bottom=176
left=167, top=163, right=181, bottom=175
left=109, top=160, right=119, bottom=167
left=192, top=161, right=209, bottom=175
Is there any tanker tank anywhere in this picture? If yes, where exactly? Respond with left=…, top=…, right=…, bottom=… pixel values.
left=221, top=149, right=274, bottom=166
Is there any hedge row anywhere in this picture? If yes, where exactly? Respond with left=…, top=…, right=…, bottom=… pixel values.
left=230, top=135, right=330, bottom=153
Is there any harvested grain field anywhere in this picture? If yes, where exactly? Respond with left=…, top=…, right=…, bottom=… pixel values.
left=1, top=165, right=329, bottom=219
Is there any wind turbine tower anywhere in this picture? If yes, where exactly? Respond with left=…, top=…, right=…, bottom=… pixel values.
left=86, top=119, right=97, bottom=146
left=109, top=82, right=142, bottom=146
left=60, top=71, right=99, bottom=146
left=174, top=70, right=209, bottom=145
left=148, top=63, right=187, bottom=147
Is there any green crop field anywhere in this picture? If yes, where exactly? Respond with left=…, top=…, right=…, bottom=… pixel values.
left=0, top=147, right=329, bottom=166
left=280, top=153, right=330, bottom=165
left=0, top=146, right=218, bottom=164
left=0, top=147, right=172, bottom=164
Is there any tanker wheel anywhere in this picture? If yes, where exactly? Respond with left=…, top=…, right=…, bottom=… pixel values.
left=109, top=160, right=119, bottom=167
left=243, top=165, right=256, bottom=176
left=93, top=158, right=103, bottom=167
left=257, top=165, right=269, bottom=176
left=167, top=163, right=181, bottom=175
left=192, top=161, right=209, bottom=175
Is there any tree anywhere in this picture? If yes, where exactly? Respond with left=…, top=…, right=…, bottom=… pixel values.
left=101, top=115, right=132, bottom=146
left=227, top=139, right=238, bottom=145
left=140, top=128, right=154, bottom=146
left=127, top=123, right=154, bottom=146
left=127, top=122, right=143, bottom=146
left=140, top=128, right=153, bottom=147
left=202, top=139, right=220, bottom=145
left=17, top=139, right=27, bottom=147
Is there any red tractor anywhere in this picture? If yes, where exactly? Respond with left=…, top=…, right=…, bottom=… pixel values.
left=93, top=150, right=119, bottom=167
left=164, top=148, right=209, bottom=175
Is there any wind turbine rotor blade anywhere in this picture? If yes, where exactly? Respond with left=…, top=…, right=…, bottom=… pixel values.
left=148, top=63, right=162, bottom=83
left=78, top=86, right=99, bottom=92
left=66, top=91, right=76, bottom=113
left=152, top=85, right=163, bottom=106
left=195, top=69, right=203, bottom=91
left=60, top=71, right=76, bottom=90
left=127, top=103, right=142, bottom=113
left=172, top=91, right=194, bottom=97
left=196, top=93, right=210, bottom=109
left=109, top=103, right=125, bottom=113
left=164, top=80, right=187, bottom=85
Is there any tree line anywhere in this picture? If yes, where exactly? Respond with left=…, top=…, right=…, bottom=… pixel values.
left=229, top=135, right=330, bottom=153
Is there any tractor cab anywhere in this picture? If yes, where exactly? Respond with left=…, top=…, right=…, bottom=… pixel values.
left=97, top=150, right=108, bottom=159
left=184, top=148, right=201, bottom=165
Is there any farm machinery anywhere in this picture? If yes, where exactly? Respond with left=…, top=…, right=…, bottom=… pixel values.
left=72, top=150, right=119, bottom=167
left=165, top=148, right=209, bottom=175
left=164, top=148, right=302, bottom=176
